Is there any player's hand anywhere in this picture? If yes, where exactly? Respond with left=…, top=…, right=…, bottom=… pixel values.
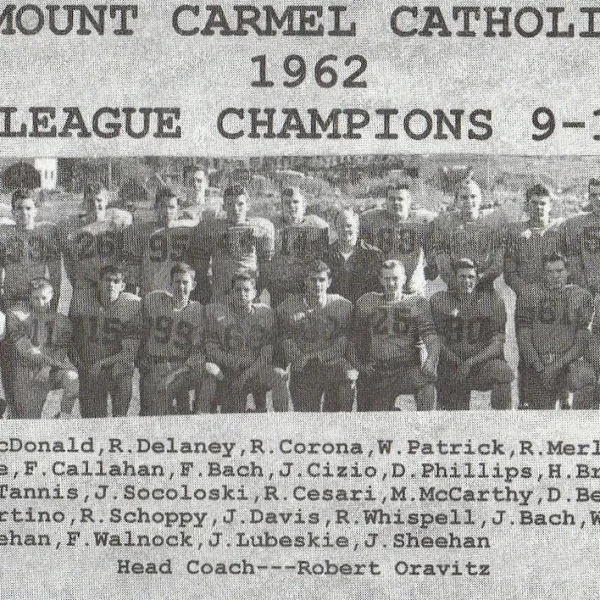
left=35, top=366, right=51, bottom=383
left=421, top=357, right=438, bottom=379
left=272, top=367, right=290, bottom=383
left=205, top=362, right=225, bottom=381
left=346, top=368, right=359, bottom=383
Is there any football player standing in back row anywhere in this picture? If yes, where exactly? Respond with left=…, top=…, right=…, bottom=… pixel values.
left=266, top=187, right=329, bottom=307
left=504, top=184, right=565, bottom=297
left=275, top=260, right=354, bottom=412
left=360, top=183, right=436, bottom=294
left=430, top=179, right=504, bottom=291
left=0, top=188, right=62, bottom=408
left=124, top=186, right=197, bottom=298
left=516, top=252, right=595, bottom=409
left=561, top=178, right=600, bottom=294
left=192, top=185, right=274, bottom=302
left=62, top=183, right=132, bottom=314
left=70, top=265, right=141, bottom=418
left=352, top=260, right=439, bottom=411
left=431, top=258, right=514, bottom=410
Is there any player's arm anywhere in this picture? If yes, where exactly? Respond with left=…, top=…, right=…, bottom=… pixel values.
left=553, top=290, right=593, bottom=370
left=503, top=227, right=526, bottom=294
left=204, top=309, right=243, bottom=370
left=416, top=298, right=440, bottom=376
left=423, top=221, right=439, bottom=281
left=122, top=225, right=143, bottom=294
left=314, top=302, right=352, bottom=363
left=464, top=333, right=505, bottom=370
left=465, top=295, right=506, bottom=369
left=478, top=229, right=505, bottom=286
left=430, top=295, right=462, bottom=365
left=515, top=290, right=544, bottom=372
left=256, top=221, right=275, bottom=295
left=183, top=318, right=206, bottom=372
left=46, top=228, right=63, bottom=298
left=190, top=224, right=213, bottom=303
left=347, top=300, right=374, bottom=374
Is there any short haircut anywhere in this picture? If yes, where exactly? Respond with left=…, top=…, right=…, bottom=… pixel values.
left=386, top=182, right=410, bottom=195
left=231, top=269, right=257, bottom=289
left=525, top=184, right=552, bottom=202
left=223, top=185, right=247, bottom=201
left=453, top=257, right=478, bottom=273
left=29, top=277, right=53, bottom=295
left=183, top=164, right=205, bottom=177
left=380, top=259, right=406, bottom=277
left=170, top=262, right=195, bottom=280
left=11, top=188, right=35, bottom=210
left=305, top=259, right=331, bottom=278
left=334, top=205, right=359, bottom=227
left=455, top=179, right=481, bottom=200
left=83, top=182, right=107, bottom=211
left=155, top=186, right=180, bottom=208
left=543, top=252, right=568, bottom=269
left=100, top=265, right=125, bottom=280
left=282, top=187, right=304, bottom=201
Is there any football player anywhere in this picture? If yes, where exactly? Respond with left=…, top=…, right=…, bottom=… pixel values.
left=516, top=252, right=595, bottom=409
left=70, top=265, right=141, bottom=418
left=9, top=278, right=78, bottom=419
left=124, top=186, right=197, bottom=297
left=431, top=258, right=514, bottom=410
left=325, top=206, right=382, bottom=304
left=352, top=260, right=439, bottom=411
left=275, top=260, right=355, bottom=412
left=430, top=179, right=504, bottom=290
left=62, top=182, right=132, bottom=312
left=138, top=262, right=205, bottom=416
left=561, top=178, right=600, bottom=294
left=182, top=165, right=223, bottom=221
left=360, top=184, right=436, bottom=293
left=0, top=188, right=62, bottom=407
left=504, top=184, right=565, bottom=296
left=266, top=187, right=330, bottom=307
left=204, top=270, right=275, bottom=413
left=193, top=185, right=274, bottom=302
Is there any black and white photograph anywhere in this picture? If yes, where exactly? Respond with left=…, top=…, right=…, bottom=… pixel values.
left=0, top=155, right=598, bottom=417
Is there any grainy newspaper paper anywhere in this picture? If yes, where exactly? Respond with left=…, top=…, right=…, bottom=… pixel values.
left=2, top=2, right=600, bottom=599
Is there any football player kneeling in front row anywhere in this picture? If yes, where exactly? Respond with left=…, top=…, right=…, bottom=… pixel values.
left=516, top=252, right=595, bottom=410
left=203, top=270, right=275, bottom=413
left=138, top=263, right=206, bottom=416
left=430, top=259, right=514, bottom=410
left=274, top=260, right=355, bottom=412
left=351, top=260, right=439, bottom=411
left=9, top=278, right=78, bottom=419
left=70, top=265, right=141, bottom=418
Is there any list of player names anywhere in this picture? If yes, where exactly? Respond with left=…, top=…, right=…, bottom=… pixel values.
left=0, top=429, right=599, bottom=578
